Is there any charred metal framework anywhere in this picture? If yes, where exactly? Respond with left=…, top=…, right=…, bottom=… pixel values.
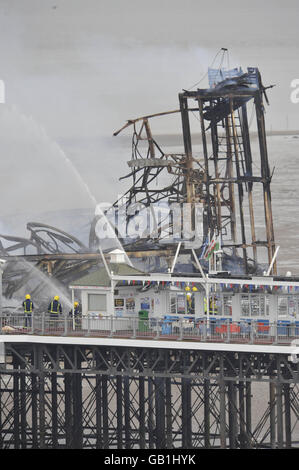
left=0, top=65, right=277, bottom=301
left=0, top=341, right=298, bottom=449
left=101, top=66, right=276, bottom=275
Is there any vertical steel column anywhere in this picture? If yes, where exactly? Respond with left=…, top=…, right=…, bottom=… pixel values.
left=73, top=352, right=83, bottom=449
left=255, top=91, right=276, bottom=272
left=228, top=381, right=237, bottom=448
left=13, top=354, right=20, bottom=449
left=148, top=377, right=155, bottom=449
left=37, top=345, right=46, bottom=449
left=198, top=97, right=212, bottom=235
left=31, top=348, right=38, bottom=449
left=179, top=93, right=194, bottom=205
left=165, top=377, right=173, bottom=448
left=139, top=376, right=146, bottom=448
left=64, top=351, right=73, bottom=448
left=204, top=377, right=210, bottom=448
left=245, top=380, right=252, bottom=448
left=62, top=347, right=84, bottom=448
left=230, top=98, right=248, bottom=273
left=219, top=357, right=227, bottom=448
left=269, top=378, right=276, bottom=448
left=124, top=376, right=131, bottom=449
left=51, top=348, right=58, bottom=448
left=155, top=377, right=166, bottom=448
left=225, top=115, right=237, bottom=255
left=240, top=104, right=257, bottom=265
left=284, top=383, right=291, bottom=448
left=276, top=381, right=284, bottom=448
left=20, top=366, right=27, bottom=448
left=182, top=375, right=192, bottom=448
left=95, top=371, right=103, bottom=449
left=210, top=116, right=222, bottom=234
left=102, top=375, right=109, bottom=448
left=239, top=380, right=247, bottom=448
left=116, top=375, right=123, bottom=449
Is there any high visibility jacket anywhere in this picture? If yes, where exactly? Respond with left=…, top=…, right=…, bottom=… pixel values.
left=48, top=300, right=62, bottom=314
left=204, top=298, right=218, bottom=315
left=69, top=306, right=81, bottom=317
left=23, top=299, right=34, bottom=313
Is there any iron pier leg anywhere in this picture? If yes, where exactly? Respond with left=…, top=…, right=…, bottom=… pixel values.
left=139, top=376, right=146, bottom=448
left=102, top=375, right=109, bottom=449
left=276, top=381, right=284, bottom=448
left=51, top=348, right=58, bottom=448
left=204, top=378, right=210, bottom=448
left=13, top=355, right=20, bottom=449
left=124, top=376, right=131, bottom=449
left=155, top=377, right=166, bottom=449
left=165, top=377, right=173, bottom=448
left=228, top=381, right=237, bottom=448
left=269, top=378, right=276, bottom=448
left=182, top=376, right=192, bottom=448
left=31, top=348, right=38, bottom=449
left=148, top=377, right=155, bottom=449
left=116, top=375, right=123, bottom=449
left=245, top=380, right=252, bottom=448
left=219, top=358, right=227, bottom=448
left=284, top=383, right=291, bottom=448
left=95, top=370, right=103, bottom=449
left=38, top=346, right=46, bottom=449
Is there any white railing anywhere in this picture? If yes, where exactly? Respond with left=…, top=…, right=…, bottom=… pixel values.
left=0, top=313, right=299, bottom=345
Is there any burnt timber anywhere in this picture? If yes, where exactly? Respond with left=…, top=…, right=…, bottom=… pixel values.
left=95, top=66, right=276, bottom=276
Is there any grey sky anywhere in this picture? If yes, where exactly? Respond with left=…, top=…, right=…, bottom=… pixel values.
left=1, top=0, right=299, bottom=135
left=0, top=0, right=298, bottom=220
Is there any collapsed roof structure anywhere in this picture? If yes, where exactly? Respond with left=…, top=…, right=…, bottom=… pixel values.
left=0, top=60, right=277, bottom=304
left=90, top=64, right=276, bottom=275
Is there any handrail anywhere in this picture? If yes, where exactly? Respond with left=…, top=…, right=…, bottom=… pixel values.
left=0, top=312, right=297, bottom=346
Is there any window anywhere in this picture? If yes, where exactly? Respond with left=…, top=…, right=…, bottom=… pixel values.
left=88, top=294, right=107, bottom=311
left=170, top=293, right=187, bottom=314
left=241, top=294, right=268, bottom=317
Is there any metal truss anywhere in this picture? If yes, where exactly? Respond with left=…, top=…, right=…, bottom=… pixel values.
left=1, top=342, right=299, bottom=449
left=88, top=66, right=276, bottom=275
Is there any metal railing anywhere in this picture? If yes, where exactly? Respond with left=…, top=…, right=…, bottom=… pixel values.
left=1, top=313, right=299, bottom=346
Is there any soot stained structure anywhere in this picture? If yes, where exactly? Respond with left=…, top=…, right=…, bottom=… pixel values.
left=92, top=66, right=276, bottom=276
left=0, top=64, right=277, bottom=301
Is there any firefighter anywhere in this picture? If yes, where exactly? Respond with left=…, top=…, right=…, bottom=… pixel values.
left=22, top=294, right=34, bottom=328
left=69, top=301, right=81, bottom=328
left=48, top=295, right=62, bottom=318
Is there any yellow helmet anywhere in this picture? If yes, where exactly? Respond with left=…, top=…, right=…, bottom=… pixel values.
left=74, top=301, right=79, bottom=307
left=25, top=294, right=31, bottom=299
left=54, top=295, right=59, bottom=301
left=185, top=286, right=191, bottom=292
left=192, top=286, right=198, bottom=292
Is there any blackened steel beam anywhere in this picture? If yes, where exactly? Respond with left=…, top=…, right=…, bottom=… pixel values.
left=255, top=91, right=276, bottom=273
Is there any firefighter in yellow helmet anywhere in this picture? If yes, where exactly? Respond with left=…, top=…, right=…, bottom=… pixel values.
left=22, top=294, right=34, bottom=328
left=48, top=296, right=62, bottom=318
left=69, top=301, right=81, bottom=328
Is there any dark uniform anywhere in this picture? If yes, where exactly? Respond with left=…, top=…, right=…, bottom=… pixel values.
left=22, top=298, right=34, bottom=328
left=69, top=303, right=81, bottom=328
left=48, top=299, right=62, bottom=318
